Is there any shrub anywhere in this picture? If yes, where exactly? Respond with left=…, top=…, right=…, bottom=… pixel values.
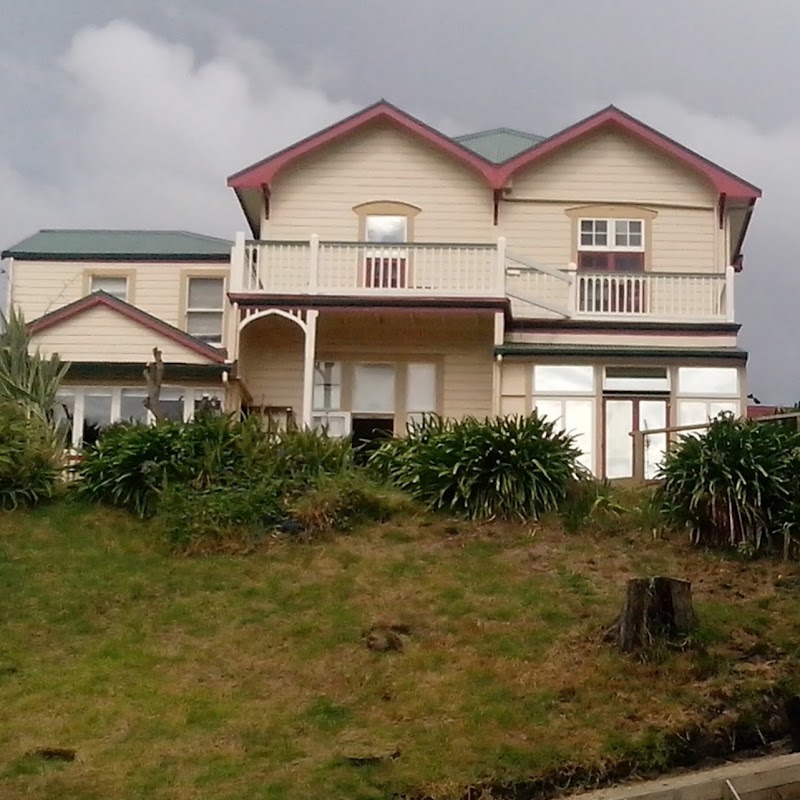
left=159, top=481, right=285, bottom=553
left=77, top=421, right=187, bottom=517
left=289, top=473, right=416, bottom=534
left=658, top=413, right=800, bottom=555
left=369, top=413, right=583, bottom=520
left=78, top=415, right=356, bottom=517
left=0, top=403, right=61, bottom=509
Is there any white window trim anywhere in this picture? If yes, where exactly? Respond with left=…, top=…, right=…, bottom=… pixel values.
left=578, top=218, right=645, bottom=253
left=186, top=277, right=226, bottom=345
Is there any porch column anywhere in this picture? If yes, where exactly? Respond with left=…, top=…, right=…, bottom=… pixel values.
left=491, top=311, right=505, bottom=417
left=301, top=309, right=319, bottom=429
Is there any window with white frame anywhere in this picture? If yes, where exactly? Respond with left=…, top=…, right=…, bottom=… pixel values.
left=52, top=387, right=223, bottom=448
left=91, top=275, right=128, bottom=301
left=578, top=218, right=644, bottom=272
left=186, top=277, right=225, bottom=344
left=352, top=363, right=396, bottom=413
left=532, top=365, right=596, bottom=473
left=364, top=215, right=409, bottom=288
left=676, top=367, right=740, bottom=428
left=406, top=362, right=437, bottom=428
left=313, top=361, right=342, bottom=411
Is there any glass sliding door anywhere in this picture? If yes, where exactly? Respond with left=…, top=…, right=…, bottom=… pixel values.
left=604, top=397, right=668, bottom=480
left=604, top=399, right=634, bottom=479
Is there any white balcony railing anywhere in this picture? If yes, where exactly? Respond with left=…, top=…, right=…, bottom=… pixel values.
left=573, top=272, right=731, bottom=321
left=230, top=233, right=735, bottom=323
left=235, top=235, right=504, bottom=297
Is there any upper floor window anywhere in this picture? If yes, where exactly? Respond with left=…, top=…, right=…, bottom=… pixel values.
left=186, top=277, right=224, bottom=345
left=578, top=218, right=644, bottom=272
left=364, top=215, right=409, bottom=288
left=365, top=215, right=407, bottom=243
left=91, top=275, right=128, bottom=301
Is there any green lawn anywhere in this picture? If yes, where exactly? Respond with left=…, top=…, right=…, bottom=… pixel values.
left=1, top=502, right=798, bottom=800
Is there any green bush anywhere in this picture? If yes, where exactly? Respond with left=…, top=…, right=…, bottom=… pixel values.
left=159, top=481, right=285, bottom=553
left=77, top=421, right=187, bottom=517
left=288, top=473, right=416, bottom=534
left=658, top=413, right=800, bottom=555
left=0, top=403, right=61, bottom=509
left=78, top=415, right=355, bottom=518
left=369, top=414, right=583, bottom=520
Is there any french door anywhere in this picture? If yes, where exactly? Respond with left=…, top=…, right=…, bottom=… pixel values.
left=604, top=396, right=668, bottom=480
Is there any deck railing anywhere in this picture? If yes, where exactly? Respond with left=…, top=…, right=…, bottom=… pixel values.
left=230, top=233, right=735, bottom=322
left=235, top=235, right=504, bottom=297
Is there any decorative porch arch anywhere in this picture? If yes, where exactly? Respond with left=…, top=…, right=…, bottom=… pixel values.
left=237, top=306, right=319, bottom=428
left=238, top=307, right=308, bottom=333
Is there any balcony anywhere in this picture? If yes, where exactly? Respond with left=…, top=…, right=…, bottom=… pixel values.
left=230, top=234, right=735, bottom=323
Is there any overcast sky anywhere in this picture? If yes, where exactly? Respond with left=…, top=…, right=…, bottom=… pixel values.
left=0, top=0, right=797, bottom=401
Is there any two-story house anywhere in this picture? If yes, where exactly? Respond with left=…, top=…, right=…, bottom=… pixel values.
left=1, top=101, right=761, bottom=480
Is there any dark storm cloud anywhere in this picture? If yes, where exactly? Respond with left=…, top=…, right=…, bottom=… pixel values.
left=0, top=0, right=797, bottom=400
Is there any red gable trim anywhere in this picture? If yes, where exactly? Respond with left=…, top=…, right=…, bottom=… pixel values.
left=227, top=100, right=500, bottom=189
left=28, top=292, right=228, bottom=364
left=498, top=106, right=762, bottom=200
left=227, top=101, right=761, bottom=203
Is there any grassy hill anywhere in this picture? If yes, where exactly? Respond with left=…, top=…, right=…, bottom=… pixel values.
left=1, top=502, right=798, bottom=800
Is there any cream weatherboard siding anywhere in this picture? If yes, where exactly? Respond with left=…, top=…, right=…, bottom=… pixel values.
left=499, top=128, right=719, bottom=281
left=239, top=318, right=305, bottom=411
left=266, top=123, right=495, bottom=243
left=12, top=260, right=229, bottom=330
left=237, top=312, right=495, bottom=422
left=509, top=129, right=716, bottom=206
left=30, top=305, right=215, bottom=365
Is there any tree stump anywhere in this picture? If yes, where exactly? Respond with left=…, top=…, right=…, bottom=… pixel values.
left=609, top=577, right=694, bottom=653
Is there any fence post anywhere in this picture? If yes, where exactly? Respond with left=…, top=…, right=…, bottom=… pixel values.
left=632, top=430, right=645, bottom=484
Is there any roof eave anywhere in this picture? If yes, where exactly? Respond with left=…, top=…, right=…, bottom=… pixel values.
left=498, top=106, right=761, bottom=200
left=226, top=100, right=501, bottom=191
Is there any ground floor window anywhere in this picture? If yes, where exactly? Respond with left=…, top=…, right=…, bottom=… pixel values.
left=675, top=366, right=740, bottom=428
left=311, top=359, right=439, bottom=437
left=53, top=386, right=224, bottom=448
left=500, top=360, right=744, bottom=480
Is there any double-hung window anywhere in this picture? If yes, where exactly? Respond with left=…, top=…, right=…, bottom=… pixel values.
left=578, top=218, right=646, bottom=314
left=186, top=277, right=224, bottom=345
left=364, top=215, right=408, bottom=289
left=578, top=218, right=644, bottom=272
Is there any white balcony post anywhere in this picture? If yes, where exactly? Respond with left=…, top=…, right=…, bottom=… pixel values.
left=725, top=265, right=736, bottom=322
left=567, top=263, right=578, bottom=318
left=230, top=231, right=246, bottom=293
left=301, top=309, right=319, bottom=429
left=309, top=234, right=320, bottom=293
left=495, top=236, right=507, bottom=297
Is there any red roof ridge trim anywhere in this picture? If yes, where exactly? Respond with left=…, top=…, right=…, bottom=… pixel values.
left=28, top=292, right=228, bottom=364
left=227, top=101, right=760, bottom=201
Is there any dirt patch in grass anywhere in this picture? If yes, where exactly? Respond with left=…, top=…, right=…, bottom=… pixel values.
left=1, top=503, right=799, bottom=800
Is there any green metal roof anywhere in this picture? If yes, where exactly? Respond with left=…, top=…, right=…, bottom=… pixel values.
left=496, top=344, right=748, bottom=361
left=454, top=128, right=545, bottom=164
left=1, top=230, right=232, bottom=261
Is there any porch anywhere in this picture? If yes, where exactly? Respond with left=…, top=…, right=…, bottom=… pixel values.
left=230, top=234, right=736, bottom=323
left=235, top=307, right=495, bottom=432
